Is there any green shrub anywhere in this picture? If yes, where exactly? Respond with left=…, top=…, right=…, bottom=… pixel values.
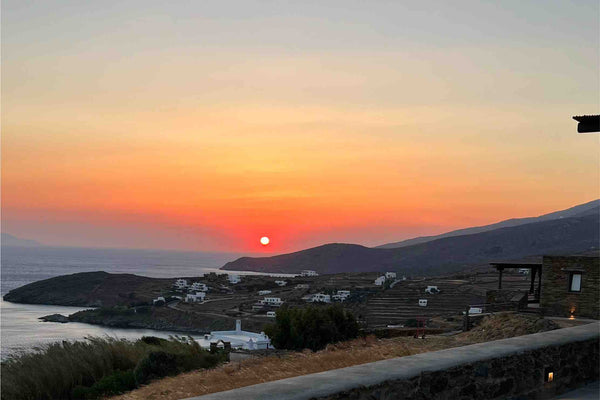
left=141, top=336, right=166, bottom=346
left=404, top=318, right=418, bottom=327
left=265, top=305, right=359, bottom=351
left=71, top=370, right=136, bottom=399
left=134, top=351, right=178, bottom=384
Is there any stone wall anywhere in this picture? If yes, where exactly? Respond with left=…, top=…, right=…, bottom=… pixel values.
left=185, top=323, right=599, bottom=400
left=320, top=337, right=598, bottom=400
left=540, top=256, right=599, bottom=319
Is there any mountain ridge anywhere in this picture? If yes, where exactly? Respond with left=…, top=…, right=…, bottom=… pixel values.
left=222, top=208, right=599, bottom=275
left=376, top=199, right=599, bottom=249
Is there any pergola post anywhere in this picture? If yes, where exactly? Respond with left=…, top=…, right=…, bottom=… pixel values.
left=529, top=267, right=536, bottom=294
left=498, top=267, right=504, bottom=289
left=536, top=266, right=542, bottom=301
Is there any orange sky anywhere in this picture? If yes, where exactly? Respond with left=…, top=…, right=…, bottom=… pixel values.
left=2, top=1, right=599, bottom=253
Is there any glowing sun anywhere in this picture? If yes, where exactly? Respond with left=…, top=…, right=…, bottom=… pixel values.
left=260, top=236, right=270, bottom=246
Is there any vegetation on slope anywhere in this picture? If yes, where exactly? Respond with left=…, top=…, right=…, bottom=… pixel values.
left=1, top=336, right=225, bottom=400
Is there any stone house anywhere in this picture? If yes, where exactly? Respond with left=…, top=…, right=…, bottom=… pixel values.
left=540, top=255, right=599, bottom=319
left=491, top=254, right=599, bottom=319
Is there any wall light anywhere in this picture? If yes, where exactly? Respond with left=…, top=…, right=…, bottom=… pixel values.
left=544, top=367, right=554, bottom=383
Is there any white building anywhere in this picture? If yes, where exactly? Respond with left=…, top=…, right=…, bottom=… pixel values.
left=153, top=296, right=166, bottom=305
left=261, top=297, right=283, bottom=307
left=258, top=290, right=272, bottom=295
left=425, top=286, right=439, bottom=294
left=418, top=299, right=428, bottom=307
left=190, top=282, right=208, bottom=292
left=274, top=280, right=287, bottom=286
left=228, top=274, right=241, bottom=284
left=308, top=293, right=331, bottom=303
left=174, top=279, right=189, bottom=289
left=300, top=270, right=318, bottom=277
left=295, top=284, right=310, bottom=289
left=266, top=311, right=276, bottom=318
left=185, top=292, right=206, bottom=303
left=374, top=276, right=386, bottom=286
left=332, top=290, right=351, bottom=302
left=385, top=272, right=397, bottom=280
left=203, top=320, right=271, bottom=350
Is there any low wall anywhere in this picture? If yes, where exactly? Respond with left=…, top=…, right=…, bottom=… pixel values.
left=185, top=323, right=599, bottom=400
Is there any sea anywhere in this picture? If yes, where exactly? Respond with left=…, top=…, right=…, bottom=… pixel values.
left=0, top=245, right=278, bottom=360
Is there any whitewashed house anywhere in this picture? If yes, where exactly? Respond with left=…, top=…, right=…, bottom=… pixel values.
left=185, top=292, right=206, bottom=303
left=174, top=279, right=189, bottom=289
left=418, top=299, right=428, bottom=307
left=261, top=297, right=283, bottom=307
left=374, top=276, right=386, bottom=286
left=228, top=274, right=241, bottom=284
left=258, top=290, right=272, bottom=295
left=300, top=270, right=318, bottom=277
left=190, top=282, right=208, bottom=292
left=332, top=290, right=351, bottom=302
left=274, top=280, right=287, bottom=286
left=385, top=272, right=397, bottom=280
left=203, top=320, right=271, bottom=350
left=425, top=286, right=439, bottom=294
left=309, top=293, right=331, bottom=303
left=266, top=311, right=276, bottom=318
left=295, top=284, right=310, bottom=289
left=153, top=296, right=166, bottom=305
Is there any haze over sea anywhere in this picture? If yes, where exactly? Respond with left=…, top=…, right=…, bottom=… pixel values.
left=0, top=245, right=269, bottom=359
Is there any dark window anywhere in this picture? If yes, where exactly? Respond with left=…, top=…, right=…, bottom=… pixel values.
left=569, top=273, right=582, bottom=292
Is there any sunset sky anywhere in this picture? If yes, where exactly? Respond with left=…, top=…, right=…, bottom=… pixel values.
left=2, top=0, right=599, bottom=253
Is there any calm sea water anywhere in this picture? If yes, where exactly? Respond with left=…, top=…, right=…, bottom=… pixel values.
left=0, top=245, right=273, bottom=359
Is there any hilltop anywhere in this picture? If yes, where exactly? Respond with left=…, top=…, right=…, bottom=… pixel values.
left=377, top=199, right=599, bottom=249
left=222, top=210, right=599, bottom=275
left=2, top=271, right=171, bottom=307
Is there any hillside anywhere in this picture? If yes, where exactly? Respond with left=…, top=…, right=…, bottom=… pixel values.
left=376, top=199, right=598, bottom=249
left=221, top=212, right=599, bottom=275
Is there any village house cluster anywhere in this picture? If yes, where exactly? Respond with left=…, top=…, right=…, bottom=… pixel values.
left=303, top=290, right=352, bottom=304
left=374, top=271, right=405, bottom=286
left=159, top=273, right=244, bottom=305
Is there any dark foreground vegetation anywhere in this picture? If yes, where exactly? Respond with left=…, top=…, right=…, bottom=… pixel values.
left=265, top=304, right=359, bottom=351
left=1, top=336, right=226, bottom=400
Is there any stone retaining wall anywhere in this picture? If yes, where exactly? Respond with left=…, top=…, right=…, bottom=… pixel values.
left=185, top=323, right=599, bottom=400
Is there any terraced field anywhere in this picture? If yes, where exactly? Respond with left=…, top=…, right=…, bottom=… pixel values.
left=364, top=272, right=532, bottom=327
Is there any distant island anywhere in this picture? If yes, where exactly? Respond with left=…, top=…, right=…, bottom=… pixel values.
left=221, top=200, right=599, bottom=274
left=1, top=232, right=42, bottom=247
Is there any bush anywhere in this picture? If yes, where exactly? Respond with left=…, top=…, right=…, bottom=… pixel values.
left=71, top=370, right=136, bottom=399
left=404, top=318, right=418, bottom=327
left=141, top=336, right=166, bottom=346
left=134, top=351, right=178, bottom=384
left=265, top=305, right=359, bottom=351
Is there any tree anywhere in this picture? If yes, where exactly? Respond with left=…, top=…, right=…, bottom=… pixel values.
left=265, top=305, right=359, bottom=351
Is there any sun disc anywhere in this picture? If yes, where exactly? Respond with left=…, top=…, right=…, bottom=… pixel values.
left=260, top=236, right=270, bottom=246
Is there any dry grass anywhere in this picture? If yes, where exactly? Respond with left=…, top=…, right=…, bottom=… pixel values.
left=108, top=313, right=574, bottom=400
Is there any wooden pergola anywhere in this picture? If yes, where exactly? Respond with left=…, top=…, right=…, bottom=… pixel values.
left=490, top=259, right=543, bottom=302
left=573, top=115, right=600, bottom=133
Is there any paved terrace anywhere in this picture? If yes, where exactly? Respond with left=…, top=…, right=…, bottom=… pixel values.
left=184, top=322, right=599, bottom=400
